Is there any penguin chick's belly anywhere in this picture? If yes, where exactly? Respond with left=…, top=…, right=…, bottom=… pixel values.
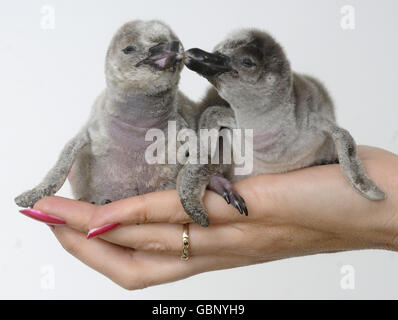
left=69, top=143, right=178, bottom=204
left=232, top=132, right=337, bottom=181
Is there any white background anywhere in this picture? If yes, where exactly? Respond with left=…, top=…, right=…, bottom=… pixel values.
left=1, top=0, right=398, bottom=299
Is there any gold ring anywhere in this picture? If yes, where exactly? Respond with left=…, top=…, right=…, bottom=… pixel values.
left=181, top=223, right=190, bottom=261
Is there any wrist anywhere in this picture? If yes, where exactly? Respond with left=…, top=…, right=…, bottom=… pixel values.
left=361, top=211, right=398, bottom=252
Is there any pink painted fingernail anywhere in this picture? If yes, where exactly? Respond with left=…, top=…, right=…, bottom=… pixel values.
left=87, top=223, right=120, bottom=240
left=19, top=209, right=66, bottom=225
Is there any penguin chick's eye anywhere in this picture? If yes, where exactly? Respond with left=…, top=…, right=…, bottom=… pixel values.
left=122, top=46, right=136, bottom=54
left=241, top=58, right=256, bottom=68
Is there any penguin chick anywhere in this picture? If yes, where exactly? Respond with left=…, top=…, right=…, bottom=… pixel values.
left=178, top=28, right=385, bottom=226
left=15, top=20, right=196, bottom=208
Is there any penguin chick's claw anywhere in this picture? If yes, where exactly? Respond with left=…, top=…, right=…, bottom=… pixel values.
left=209, top=175, right=248, bottom=216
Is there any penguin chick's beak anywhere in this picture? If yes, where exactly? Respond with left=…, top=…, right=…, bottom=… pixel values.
left=136, top=41, right=182, bottom=70
left=184, top=48, right=234, bottom=78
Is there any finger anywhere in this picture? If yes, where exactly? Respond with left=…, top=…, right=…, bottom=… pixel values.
left=33, top=196, right=95, bottom=232
left=97, top=220, right=366, bottom=258
left=51, top=226, right=137, bottom=287
left=51, top=226, right=253, bottom=290
left=89, top=182, right=262, bottom=230
left=97, top=222, right=244, bottom=256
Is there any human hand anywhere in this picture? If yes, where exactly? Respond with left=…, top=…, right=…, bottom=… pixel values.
left=24, top=146, right=398, bottom=289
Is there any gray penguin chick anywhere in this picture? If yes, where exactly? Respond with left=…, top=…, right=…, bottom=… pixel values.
left=15, top=20, right=198, bottom=208
left=177, top=28, right=385, bottom=227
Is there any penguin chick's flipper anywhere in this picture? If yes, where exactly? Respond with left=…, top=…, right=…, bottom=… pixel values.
left=208, top=174, right=248, bottom=216
left=15, top=130, right=90, bottom=208
left=177, top=163, right=223, bottom=227
left=310, top=113, right=385, bottom=201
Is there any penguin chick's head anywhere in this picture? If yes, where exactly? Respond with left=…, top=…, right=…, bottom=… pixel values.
left=184, top=29, right=292, bottom=104
left=105, top=20, right=184, bottom=94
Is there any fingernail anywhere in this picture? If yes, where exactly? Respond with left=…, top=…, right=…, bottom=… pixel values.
left=19, top=209, right=66, bottom=225
left=87, top=223, right=120, bottom=240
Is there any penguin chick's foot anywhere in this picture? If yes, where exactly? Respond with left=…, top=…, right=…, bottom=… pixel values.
left=208, top=174, right=248, bottom=216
